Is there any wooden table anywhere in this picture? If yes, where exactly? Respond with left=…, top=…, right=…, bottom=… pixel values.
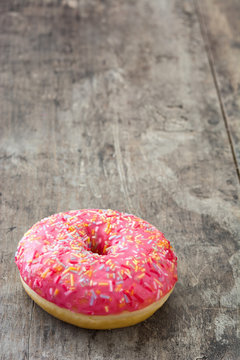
left=1, top=1, right=239, bottom=359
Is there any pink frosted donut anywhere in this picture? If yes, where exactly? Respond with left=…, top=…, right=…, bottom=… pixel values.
left=15, top=209, right=177, bottom=329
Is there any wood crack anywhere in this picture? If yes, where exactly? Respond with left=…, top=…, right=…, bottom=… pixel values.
left=194, top=0, right=240, bottom=183
left=27, top=301, right=34, bottom=360
left=112, top=117, right=134, bottom=213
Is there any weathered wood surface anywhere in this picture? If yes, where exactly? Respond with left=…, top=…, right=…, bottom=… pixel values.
left=197, top=0, right=240, bottom=175
left=0, top=1, right=239, bottom=359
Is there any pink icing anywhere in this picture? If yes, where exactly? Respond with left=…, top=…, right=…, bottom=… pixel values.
left=15, top=209, right=178, bottom=315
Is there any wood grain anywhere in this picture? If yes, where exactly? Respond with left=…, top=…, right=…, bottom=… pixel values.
left=196, top=0, right=240, bottom=178
left=0, top=0, right=239, bottom=359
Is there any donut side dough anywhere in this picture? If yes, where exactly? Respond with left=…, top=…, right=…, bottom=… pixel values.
left=21, top=276, right=174, bottom=330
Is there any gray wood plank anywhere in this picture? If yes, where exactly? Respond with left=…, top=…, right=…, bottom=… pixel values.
left=0, top=1, right=239, bottom=359
left=196, top=0, right=240, bottom=177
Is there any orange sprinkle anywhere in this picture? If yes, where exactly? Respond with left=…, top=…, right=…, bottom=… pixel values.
left=86, top=270, right=93, bottom=278
left=99, top=282, right=109, bottom=286
left=70, top=274, right=74, bottom=287
left=54, top=288, right=59, bottom=296
left=105, top=306, right=109, bottom=313
left=53, top=264, right=63, bottom=272
left=105, top=222, right=111, bottom=234
left=138, top=273, right=145, bottom=279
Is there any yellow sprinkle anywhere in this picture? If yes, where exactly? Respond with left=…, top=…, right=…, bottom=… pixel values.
left=70, top=274, right=74, bottom=287
left=154, top=278, right=163, bottom=286
left=69, top=267, right=77, bottom=271
left=71, top=246, right=81, bottom=250
left=41, top=268, right=50, bottom=278
left=68, top=216, right=76, bottom=221
left=138, top=273, right=145, bottom=279
left=62, top=268, right=70, bottom=275
left=105, top=306, right=109, bottom=313
left=99, top=282, right=109, bottom=286
left=73, top=253, right=84, bottom=258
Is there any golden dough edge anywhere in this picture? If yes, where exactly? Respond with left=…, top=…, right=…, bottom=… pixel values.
left=20, top=276, right=174, bottom=330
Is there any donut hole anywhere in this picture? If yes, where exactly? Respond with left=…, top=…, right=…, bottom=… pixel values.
left=90, top=246, right=105, bottom=256
left=88, top=246, right=107, bottom=256
left=86, top=235, right=109, bottom=256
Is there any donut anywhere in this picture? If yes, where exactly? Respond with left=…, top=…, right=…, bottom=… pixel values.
left=15, top=209, right=178, bottom=329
